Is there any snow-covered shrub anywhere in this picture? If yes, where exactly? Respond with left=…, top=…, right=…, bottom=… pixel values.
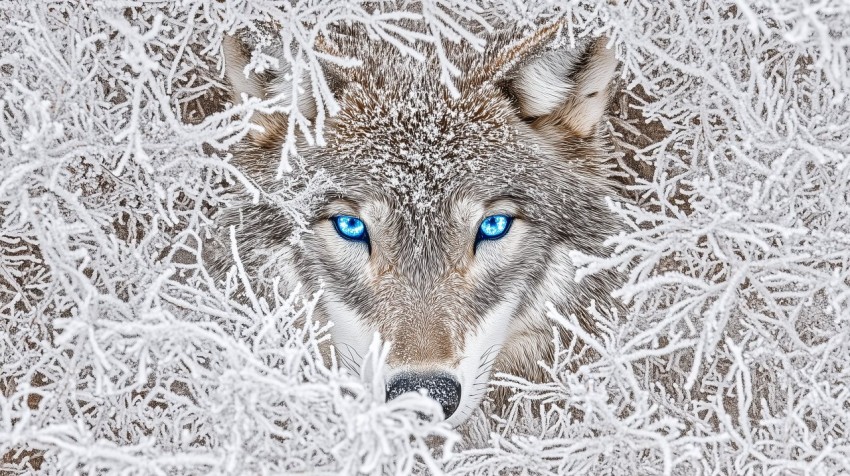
left=1, top=1, right=848, bottom=474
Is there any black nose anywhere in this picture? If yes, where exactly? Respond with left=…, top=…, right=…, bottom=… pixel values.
left=385, top=372, right=461, bottom=419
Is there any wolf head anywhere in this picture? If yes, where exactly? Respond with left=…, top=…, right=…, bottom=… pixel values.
left=217, top=25, right=623, bottom=426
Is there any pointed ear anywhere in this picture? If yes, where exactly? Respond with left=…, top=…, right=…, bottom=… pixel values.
left=221, top=34, right=317, bottom=146
left=507, top=37, right=618, bottom=138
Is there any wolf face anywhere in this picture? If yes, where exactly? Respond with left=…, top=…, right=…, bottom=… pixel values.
left=216, top=25, right=623, bottom=426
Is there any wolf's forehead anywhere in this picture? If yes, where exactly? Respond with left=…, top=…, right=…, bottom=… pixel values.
left=323, top=83, right=529, bottom=210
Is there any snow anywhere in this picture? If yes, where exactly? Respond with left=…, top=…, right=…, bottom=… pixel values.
left=2, top=1, right=849, bottom=474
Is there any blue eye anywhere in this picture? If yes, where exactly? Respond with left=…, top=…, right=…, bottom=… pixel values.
left=476, top=215, right=513, bottom=248
left=332, top=215, right=368, bottom=242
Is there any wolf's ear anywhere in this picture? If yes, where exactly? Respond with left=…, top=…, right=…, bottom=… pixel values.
left=222, top=35, right=317, bottom=146
left=506, top=37, right=618, bottom=138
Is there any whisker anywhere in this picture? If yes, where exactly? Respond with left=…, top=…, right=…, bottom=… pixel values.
left=478, top=345, right=500, bottom=362
left=339, top=343, right=363, bottom=359
left=336, top=354, right=355, bottom=372
left=475, top=354, right=500, bottom=379
left=339, top=344, right=362, bottom=367
left=334, top=344, right=363, bottom=375
left=345, top=344, right=364, bottom=360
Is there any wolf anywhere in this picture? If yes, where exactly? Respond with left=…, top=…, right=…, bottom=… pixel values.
left=212, top=21, right=624, bottom=427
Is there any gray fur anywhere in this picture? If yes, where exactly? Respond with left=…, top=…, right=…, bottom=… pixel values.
left=209, top=24, right=624, bottom=426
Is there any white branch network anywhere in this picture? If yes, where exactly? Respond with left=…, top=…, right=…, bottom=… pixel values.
left=1, top=1, right=849, bottom=474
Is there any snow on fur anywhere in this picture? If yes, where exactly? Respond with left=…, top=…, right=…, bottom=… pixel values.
left=1, top=1, right=849, bottom=474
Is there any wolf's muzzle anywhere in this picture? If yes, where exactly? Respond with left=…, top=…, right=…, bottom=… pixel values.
left=385, top=372, right=461, bottom=419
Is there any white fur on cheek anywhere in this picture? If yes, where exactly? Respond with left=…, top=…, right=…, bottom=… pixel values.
left=449, top=294, right=519, bottom=427
left=322, top=296, right=373, bottom=375
left=317, top=220, right=373, bottom=374
left=446, top=219, right=525, bottom=425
